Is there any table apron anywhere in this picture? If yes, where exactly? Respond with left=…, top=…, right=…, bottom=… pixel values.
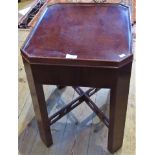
left=30, top=64, right=132, bottom=88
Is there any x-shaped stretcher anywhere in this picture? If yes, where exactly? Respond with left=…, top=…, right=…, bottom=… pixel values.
left=49, top=87, right=109, bottom=128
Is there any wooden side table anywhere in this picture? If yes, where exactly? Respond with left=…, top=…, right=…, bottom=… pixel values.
left=21, top=3, right=133, bottom=153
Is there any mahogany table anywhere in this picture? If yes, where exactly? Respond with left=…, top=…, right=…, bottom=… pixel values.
left=21, top=3, right=133, bottom=153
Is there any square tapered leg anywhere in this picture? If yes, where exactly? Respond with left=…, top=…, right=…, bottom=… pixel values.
left=108, top=63, right=132, bottom=153
left=23, top=59, right=53, bottom=147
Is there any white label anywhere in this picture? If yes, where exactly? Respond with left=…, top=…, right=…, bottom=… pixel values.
left=119, top=54, right=126, bottom=58
left=66, top=54, right=77, bottom=59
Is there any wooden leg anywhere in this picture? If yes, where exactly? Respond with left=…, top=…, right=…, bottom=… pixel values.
left=108, top=63, right=132, bottom=153
left=23, top=60, right=53, bottom=147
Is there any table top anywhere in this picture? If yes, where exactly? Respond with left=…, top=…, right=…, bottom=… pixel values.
left=21, top=3, right=133, bottom=68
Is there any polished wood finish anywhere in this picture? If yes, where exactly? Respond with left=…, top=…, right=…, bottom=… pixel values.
left=21, top=3, right=133, bottom=153
left=23, top=59, right=53, bottom=147
left=21, top=3, right=132, bottom=68
left=108, top=62, right=132, bottom=153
